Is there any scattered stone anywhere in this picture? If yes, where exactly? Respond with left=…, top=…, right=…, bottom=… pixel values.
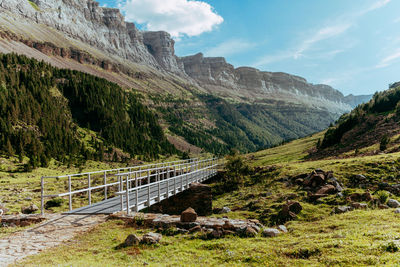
left=210, top=229, right=223, bottom=239
left=24, top=197, right=33, bottom=201
left=387, top=199, right=400, bottom=208
left=180, top=207, right=197, bottom=223
left=176, top=228, right=189, bottom=234
left=189, top=225, right=202, bottom=233
left=222, top=221, right=236, bottom=231
left=141, top=232, right=162, bottom=244
left=262, top=228, right=281, bottom=237
left=124, top=234, right=141, bottom=246
left=278, top=225, right=288, bottom=233
left=277, top=201, right=303, bottom=223
left=219, top=207, right=231, bottom=214
left=244, top=226, right=258, bottom=237
left=378, top=204, right=389, bottom=209
left=350, top=202, right=368, bottom=209
left=21, top=204, right=39, bottom=214
left=394, top=208, right=400, bottom=214
left=316, top=184, right=336, bottom=195
left=333, top=206, right=353, bottom=214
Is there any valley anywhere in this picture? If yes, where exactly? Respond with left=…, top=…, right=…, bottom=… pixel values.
left=0, top=0, right=399, bottom=266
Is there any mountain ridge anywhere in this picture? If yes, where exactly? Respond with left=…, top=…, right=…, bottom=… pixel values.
left=0, top=0, right=372, bottom=154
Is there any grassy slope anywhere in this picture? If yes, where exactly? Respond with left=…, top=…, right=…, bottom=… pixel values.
left=14, top=211, right=400, bottom=266
left=8, top=133, right=400, bottom=266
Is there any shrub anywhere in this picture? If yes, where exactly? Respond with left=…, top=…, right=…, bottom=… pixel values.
left=44, top=197, right=64, bottom=209
left=376, top=190, right=389, bottom=204
left=382, top=241, right=399, bottom=253
left=380, top=135, right=390, bottom=151
left=222, top=151, right=251, bottom=190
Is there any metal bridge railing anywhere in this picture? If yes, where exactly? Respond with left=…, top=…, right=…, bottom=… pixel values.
left=40, top=158, right=218, bottom=215
left=114, top=158, right=219, bottom=214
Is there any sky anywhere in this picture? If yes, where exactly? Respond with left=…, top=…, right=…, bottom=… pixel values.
left=98, top=0, right=400, bottom=96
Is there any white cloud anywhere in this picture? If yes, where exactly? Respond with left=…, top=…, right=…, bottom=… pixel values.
left=293, top=24, right=351, bottom=59
left=120, top=0, right=223, bottom=38
left=359, top=0, right=391, bottom=14
left=253, top=24, right=350, bottom=67
left=253, top=0, right=392, bottom=68
left=376, top=49, right=400, bottom=68
left=205, top=39, right=256, bottom=57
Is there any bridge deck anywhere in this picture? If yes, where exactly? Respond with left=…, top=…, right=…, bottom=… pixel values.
left=64, top=168, right=216, bottom=215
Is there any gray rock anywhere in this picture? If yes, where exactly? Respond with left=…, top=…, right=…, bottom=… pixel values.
left=124, top=234, right=141, bottom=246
left=21, top=204, right=39, bottom=214
left=394, top=208, right=400, bottom=214
left=141, top=232, right=162, bottom=244
left=262, top=228, right=281, bottom=237
left=333, top=206, right=353, bottom=214
left=219, top=207, right=231, bottom=214
left=277, top=225, right=288, bottom=233
left=387, top=199, right=400, bottom=208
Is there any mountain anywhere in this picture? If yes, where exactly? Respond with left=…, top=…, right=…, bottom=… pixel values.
left=0, top=0, right=372, bottom=155
left=314, top=83, right=400, bottom=158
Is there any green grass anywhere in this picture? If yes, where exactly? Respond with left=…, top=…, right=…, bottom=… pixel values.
left=249, top=131, right=324, bottom=166
left=14, top=210, right=400, bottom=266
left=27, top=0, right=40, bottom=11
left=5, top=132, right=400, bottom=265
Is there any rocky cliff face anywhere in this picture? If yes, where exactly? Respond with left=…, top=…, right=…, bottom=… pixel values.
left=0, top=0, right=370, bottom=113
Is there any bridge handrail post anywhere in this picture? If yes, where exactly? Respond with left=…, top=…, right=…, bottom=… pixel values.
left=40, top=177, right=45, bottom=216
left=125, top=175, right=130, bottom=215
left=135, top=171, right=139, bottom=212
left=104, top=171, right=107, bottom=200
left=147, top=170, right=151, bottom=207
left=88, top=173, right=91, bottom=206
left=68, top=175, right=72, bottom=211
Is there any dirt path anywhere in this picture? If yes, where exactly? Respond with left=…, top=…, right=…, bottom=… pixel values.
left=0, top=214, right=106, bottom=266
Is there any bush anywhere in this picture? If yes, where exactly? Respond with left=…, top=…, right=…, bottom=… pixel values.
left=44, top=198, right=64, bottom=209
left=380, top=135, right=390, bottom=151
left=376, top=190, right=389, bottom=204
left=222, top=151, right=251, bottom=190
left=382, top=241, right=399, bottom=253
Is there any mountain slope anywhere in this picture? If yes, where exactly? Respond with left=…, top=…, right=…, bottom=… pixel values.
left=0, top=0, right=372, bottom=154
left=313, top=83, right=400, bottom=158
left=0, top=53, right=177, bottom=167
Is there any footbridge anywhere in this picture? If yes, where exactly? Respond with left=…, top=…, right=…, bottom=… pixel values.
left=40, top=158, right=219, bottom=215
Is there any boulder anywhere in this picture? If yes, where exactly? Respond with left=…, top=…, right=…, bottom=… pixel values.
left=180, top=207, right=197, bottom=223
left=278, top=225, right=288, bottom=233
left=141, top=232, right=162, bottom=244
left=394, top=208, right=400, bottom=214
left=316, top=184, right=336, bottom=195
left=21, top=204, right=39, bottom=214
left=219, top=207, right=231, bottom=214
left=333, top=206, right=353, bottom=214
left=378, top=204, right=389, bottom=209
left=188, top=225, right=202, bottom=233
left=387, top=199, right=400, bottom=208
left=124, top=234, right=141, bottom=246
left=222, top=221, right=236, bottom=231
left=243, top=226, right=258, bottom=237
left=288, top=201, right=303, bottom=214
left=350, top=202, right=368, bottom=209
left=262, top=228, right=281, bottom=237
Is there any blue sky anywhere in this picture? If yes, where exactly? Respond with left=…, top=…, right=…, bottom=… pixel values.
left=99, top=0, right=400, bottom=96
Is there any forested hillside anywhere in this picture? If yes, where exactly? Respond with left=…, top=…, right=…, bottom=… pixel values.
left=314, top=83, right=400, bottom=157
left=0, top=53, right=176, bottom=169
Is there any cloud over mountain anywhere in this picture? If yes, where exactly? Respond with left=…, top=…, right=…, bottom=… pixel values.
left=121, top=0, right=223, bottom=37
